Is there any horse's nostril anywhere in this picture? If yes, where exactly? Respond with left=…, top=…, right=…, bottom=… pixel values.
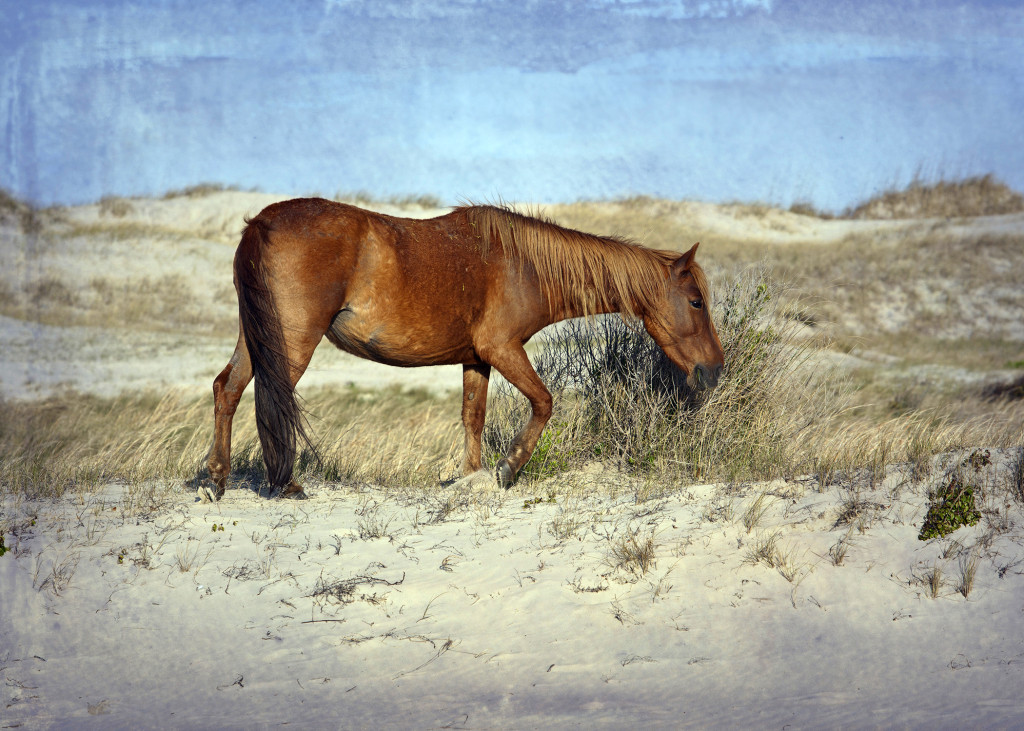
left=714, top=365, right=724, bottom=382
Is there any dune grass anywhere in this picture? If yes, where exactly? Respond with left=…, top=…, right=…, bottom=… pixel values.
left=0, top=386, right=462, bottom=500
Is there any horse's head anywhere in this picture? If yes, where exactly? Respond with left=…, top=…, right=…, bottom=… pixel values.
left=643, top=243, right=725, bottom=390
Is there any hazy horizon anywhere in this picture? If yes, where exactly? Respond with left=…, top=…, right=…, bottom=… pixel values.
left=3, top=0, right=1023, bottom=211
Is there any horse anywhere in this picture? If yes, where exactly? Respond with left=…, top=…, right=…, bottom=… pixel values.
left=199, top=198, right=724, bottom=501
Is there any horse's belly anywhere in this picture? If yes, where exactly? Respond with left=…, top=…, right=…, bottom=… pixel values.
left=326, top=308, right=473, bottom=366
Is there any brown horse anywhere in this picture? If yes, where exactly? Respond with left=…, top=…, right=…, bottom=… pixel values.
left=200, top=199, right=724, bottom=501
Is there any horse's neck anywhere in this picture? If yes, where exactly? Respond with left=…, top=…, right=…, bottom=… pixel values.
left=546, top=286, right=637, bottom=323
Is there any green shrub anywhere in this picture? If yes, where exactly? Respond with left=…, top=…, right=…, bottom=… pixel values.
left=918, top=474, right=982, bottom=541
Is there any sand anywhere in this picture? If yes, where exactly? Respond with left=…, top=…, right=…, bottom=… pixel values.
left=3, top=452, right=1024, bottom=727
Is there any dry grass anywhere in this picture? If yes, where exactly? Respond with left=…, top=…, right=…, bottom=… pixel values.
left=608, top=527, right=658, bottom=577
left=0, top=386, right=461, bottom=500
left=332, top=191, right=443, bottom=209
left=484, top=268, right=970, bottom=486
left=0, top=187, right=41, bottom=232
left=161, top=182, right=244, bottom=199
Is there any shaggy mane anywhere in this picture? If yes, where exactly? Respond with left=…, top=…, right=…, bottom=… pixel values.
left=458, top=205, right=707, bottom=319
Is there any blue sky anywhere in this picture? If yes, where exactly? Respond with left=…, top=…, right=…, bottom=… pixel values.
left=2, top=0, right=1022, bottom=211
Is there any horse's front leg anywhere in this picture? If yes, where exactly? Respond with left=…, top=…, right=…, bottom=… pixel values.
left=481, top=344, right=552, bottom=489
left=461, top=363, right=491, bottom=474
left=200, top=332, right=253, bottom=502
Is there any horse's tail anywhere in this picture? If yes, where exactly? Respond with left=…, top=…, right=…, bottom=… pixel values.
left=234, top=216, right=314, bottom=488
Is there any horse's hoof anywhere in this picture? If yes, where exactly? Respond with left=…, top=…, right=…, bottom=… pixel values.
left=273, top=486, right=308, bottom=500
left=197, top=480, right=223, bottom=503
left=495, top=460, right=515, bottom=490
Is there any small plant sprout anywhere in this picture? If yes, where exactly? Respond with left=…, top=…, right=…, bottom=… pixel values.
left=33, top=550, right=80, bottom=597
left=745, top=530, right=782, bottom=568
left=330, top=533, right=344, bottom=556
left=774, top=544, right=807, bottom=583
left=548, top=512, right=586, bottom=541
left=610, top=528, right=658, bottom=577
left=741, top=491, right=774, bottom=533
left=926, top=566, right=943, bottom=599
left=175, top=539, right=208, bottom=574
left=957, top=552, right=978, bottom=599
left=829, top=528, right=853, bottom=566
left=355, top=502, right=394, bottom=540
left=940, top=538, right=964, bottom=561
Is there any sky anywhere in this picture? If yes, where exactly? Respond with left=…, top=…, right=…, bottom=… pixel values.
left=1, top=0, right=1022, bottom=211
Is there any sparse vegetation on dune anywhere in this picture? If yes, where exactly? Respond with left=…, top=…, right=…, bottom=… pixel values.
left=331, top=191, right=444, bottom=209
left=843, top=174, right=1024, bottom=220
left=552, top=180, right=1024, bottom=375
left=161, top=182, right=245, bottom=199
left=0, top=175, right=1022, bottom=501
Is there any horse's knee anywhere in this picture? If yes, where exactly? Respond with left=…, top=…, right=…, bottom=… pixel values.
left=533, top=392, right=553, bottom=423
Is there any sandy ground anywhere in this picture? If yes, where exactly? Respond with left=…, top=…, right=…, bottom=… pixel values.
left=2, top=193, right=1024, bottom=727
left=3, top=451, right=1024, bottom=728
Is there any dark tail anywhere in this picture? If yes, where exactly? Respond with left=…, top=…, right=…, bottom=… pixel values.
left=235, top=216, right=314, bottom=488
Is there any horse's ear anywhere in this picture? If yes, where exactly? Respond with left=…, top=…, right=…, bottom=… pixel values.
left=671, top=242, right=699, bottom=277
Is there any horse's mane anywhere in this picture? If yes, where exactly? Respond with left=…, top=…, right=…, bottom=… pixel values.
left=458, top=204, right=706, bottom=319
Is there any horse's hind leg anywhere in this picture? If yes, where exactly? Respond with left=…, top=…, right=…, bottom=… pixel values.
left=201, top=331, right=253, bottom=502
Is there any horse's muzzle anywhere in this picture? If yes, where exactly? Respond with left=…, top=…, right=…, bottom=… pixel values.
left=692, top=363, right=723, bottom=390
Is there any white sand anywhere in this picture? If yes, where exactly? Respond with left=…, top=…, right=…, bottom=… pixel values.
left=3, top=452, right=1023, bottom=727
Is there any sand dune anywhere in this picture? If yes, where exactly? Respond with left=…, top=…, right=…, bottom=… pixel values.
left=3, top=450, right=1024, bottom=727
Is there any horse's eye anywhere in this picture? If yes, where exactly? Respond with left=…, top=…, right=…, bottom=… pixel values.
left=690, top=300, right=703, bottom=310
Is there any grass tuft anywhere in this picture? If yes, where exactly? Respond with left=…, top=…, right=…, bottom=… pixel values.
left=609, top=528, right=657, bottom=577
